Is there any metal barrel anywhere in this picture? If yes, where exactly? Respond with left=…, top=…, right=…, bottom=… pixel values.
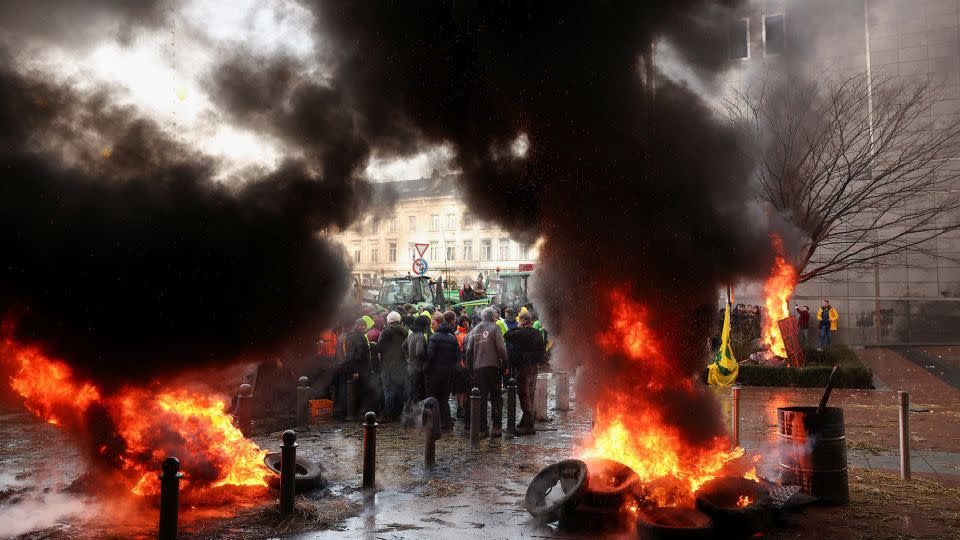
left=346, top=378, right=357, bottom=421
left=535, top=376, right=548, bottom=421
left=236, top=383, right=253, bottom=437
left=777, top=406, right=849, bottom=505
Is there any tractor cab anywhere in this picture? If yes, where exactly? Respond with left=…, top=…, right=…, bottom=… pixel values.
left=377, top=276, right=436, bottom=310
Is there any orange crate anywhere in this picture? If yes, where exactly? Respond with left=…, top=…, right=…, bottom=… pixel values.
left=309, top=399, right=334, bottom=419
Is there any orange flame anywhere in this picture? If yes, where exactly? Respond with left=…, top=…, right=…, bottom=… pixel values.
left=737, top=495, right=752, bottom=508
left=581, top=289, right=745, bottom=504
left=1, top=332, right=269, bottom=496
left=762, top=235, right=797, bottom=358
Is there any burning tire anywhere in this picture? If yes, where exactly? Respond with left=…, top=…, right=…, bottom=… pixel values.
left=694, top=477, right=773, bottom=537
left=524, top=459, right=589, bottom=523
left=263, top=452, right=324, bottom=492
left=635, top=507, right=713, bottom=540
left=571, top=458, right=642, bottom=508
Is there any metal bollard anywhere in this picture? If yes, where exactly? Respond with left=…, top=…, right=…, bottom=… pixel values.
left=422, top=397, right=440, bottom=468
left=555, top=372, right=570, bottom=411
left=732, top=384, right=741, bottom=448
left=898, top=391, right=911, bottom=480
left=280, top=430, right=297, bottom=516
left=236, top=383, right=253, bottom=437
left=346, top=377, right=357, bottom=421
left=535, top=376, right=548, bottom=421
left=158, top=457, right=182, bottom=540
left=469, top=387, right=481, bottom=448
left=362, top=411, right=377, bottom=489
left=296, top=376, right=311, bottom=432
left=506, top=378, right=517, bottom=438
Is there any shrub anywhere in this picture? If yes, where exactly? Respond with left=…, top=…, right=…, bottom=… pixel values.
left=734, top=345, right=873, bottom=389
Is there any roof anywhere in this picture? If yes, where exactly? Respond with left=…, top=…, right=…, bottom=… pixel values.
left=372, top=174, right=462, bottom=200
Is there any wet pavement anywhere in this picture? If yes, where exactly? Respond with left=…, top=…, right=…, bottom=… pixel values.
left=2, top=351, right=959, bottom=538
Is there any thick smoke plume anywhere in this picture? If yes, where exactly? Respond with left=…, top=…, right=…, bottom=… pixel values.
left=0, top=53, right=370, bottom=387
left=287, top=1, right=775, bottom=443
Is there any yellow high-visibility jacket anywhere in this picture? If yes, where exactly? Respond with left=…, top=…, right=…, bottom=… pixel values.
left=817, top=307, right=839, bottom=331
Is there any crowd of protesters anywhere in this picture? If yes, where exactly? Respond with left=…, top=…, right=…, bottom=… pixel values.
left=312, top=298, right=548, bottom=437
left=714, top=299, right=840, bottom=351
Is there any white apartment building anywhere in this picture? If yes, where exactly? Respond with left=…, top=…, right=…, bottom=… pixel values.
left=331, top=173, right=539, bottom=285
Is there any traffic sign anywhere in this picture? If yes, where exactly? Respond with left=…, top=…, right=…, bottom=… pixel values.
left=412, top=258, right=429, bottom=276
left=415, top=243, right=430, bottom=258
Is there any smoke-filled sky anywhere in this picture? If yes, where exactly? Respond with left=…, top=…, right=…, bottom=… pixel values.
left=1, top=0, right=775, bottom=421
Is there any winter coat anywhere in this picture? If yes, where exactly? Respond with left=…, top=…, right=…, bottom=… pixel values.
left=426, top=323, right=459, bottom=371
left=337, top=331, right=372, bottom=375
left=404, top=330, right=429, bottom=373
left=318, top=331, right=338, bottom=357
left=467, top=321, right=508, bottom=371
left=377, top=322, right=410, bottom=371
left=504, top=316, right=519, bottom=331
left=504, top=326, right=544, bottom=368
left=496, top=318, right=508, bottom=335
left=817, top=307, right=839, bottom=330
left=796, top=308, right=810, bottom=329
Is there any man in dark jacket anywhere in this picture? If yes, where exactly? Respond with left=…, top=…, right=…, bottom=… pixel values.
left=377, top=311, right=410, bottom=421
left=504, top=312, right=543, bottom=435
left=334, top=318, right=375, bottom=419
left=425, top=319, right=459, bottom=430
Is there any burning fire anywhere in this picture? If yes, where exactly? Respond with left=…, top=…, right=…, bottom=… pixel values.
left=737, top=495, right=752, bottom=508
left=1, top=327, right=269, bottom=496
left=581, top=289, right=747, bottom=504
left=762, top=234, right=797, bottom=358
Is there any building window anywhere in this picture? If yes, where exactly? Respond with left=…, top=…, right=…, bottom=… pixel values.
left=764, top=14, right=784, bottom=56
left=351, top=221, right=362, bottom=234
left=446, top=243, right=456, bottom=261
left=370, top=245, right=379, bottom=263
left=389, top=215, right=397, bottom=232
left=353, top=246, right=361, bottom=263
left=408, top=243, right=415, bottom=260
left=481, top=239, right=492, bottom=261
left=463, top=240, right=473, bottom=261
left=499, top=239, right=510, bottom=261
left=430, top=214, right=440, bottom=231
left=518, top=242, right=529, bottom=260
left=729, top=17, right=749, bottom=60
left=388, top=242, right=397, bottom=262
left=446, top=213, right=457, bottom=230
left=463, top=213, right=474, bottom=229
left=370, top=219, right=379, bottom=234
left=481, top=220, right=490, bottom=230
left=408, top=215, right=417, bottom=232
left=429, top=242, right=439, bottom=261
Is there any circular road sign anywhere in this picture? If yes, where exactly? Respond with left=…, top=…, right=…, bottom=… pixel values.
left=412, top=258, right=429, bottom=276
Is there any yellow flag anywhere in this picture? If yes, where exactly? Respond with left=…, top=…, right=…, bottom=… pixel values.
left=708, top=300, right=739, bottom=386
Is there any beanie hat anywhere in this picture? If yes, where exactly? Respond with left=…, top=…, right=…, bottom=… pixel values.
left=387, top=311, right=401, bottom=324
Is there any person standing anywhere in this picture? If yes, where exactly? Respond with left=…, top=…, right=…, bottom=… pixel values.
left=503, top=308, right=519, bottom=331
left=334, top=318, right=374, bottom=419
left=425, top=313, right=459, bottom=430
left=817, top=300, right=839, bottom=349
left=466, top=307, right=508, bottom=437
left=504, top=312, right=544, bottom=435
left=402, top=315, right=430, bottom=420
left=377, top=311, right=410, bottom=422
left=796, top=305, right=810, bottom=344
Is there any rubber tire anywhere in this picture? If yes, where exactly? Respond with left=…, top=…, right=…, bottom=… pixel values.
left=263, top=452, right=324, bottom=492
left=525, top=459, right=589, bottom=523
left=694, top=477, right=774, bottom=537
left=577, top=458, right=642, bottom=508
left=635, top=507, right=714, bottom=540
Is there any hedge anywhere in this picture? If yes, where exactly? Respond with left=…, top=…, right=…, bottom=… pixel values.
left=705, top=345, right=874, bottom=389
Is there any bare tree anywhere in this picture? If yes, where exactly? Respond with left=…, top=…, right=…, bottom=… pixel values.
left=725, top=72, right=960, bottom=282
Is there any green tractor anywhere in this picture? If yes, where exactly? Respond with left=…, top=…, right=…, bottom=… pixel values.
left=376, top=275, right=491, bottom=315
left=495, top=271, right=532, bottom=314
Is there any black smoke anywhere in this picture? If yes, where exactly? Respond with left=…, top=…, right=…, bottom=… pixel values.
left=0, top=53, right=368, bottom=387
left=286, top=1, right=773, bottom=444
